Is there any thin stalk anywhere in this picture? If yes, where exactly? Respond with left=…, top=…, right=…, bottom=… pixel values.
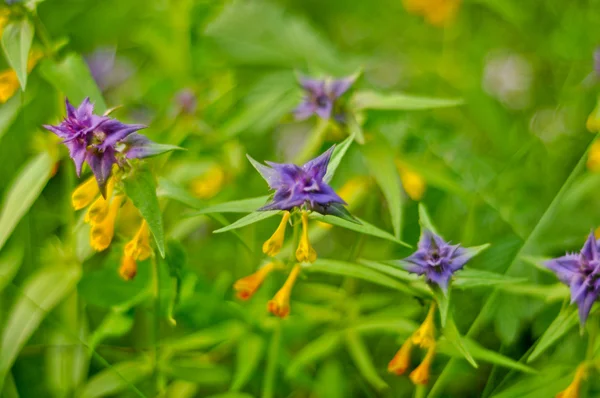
left=262, top=322, right=282, bottom=398
left=151, top=256, right=162, bottom=394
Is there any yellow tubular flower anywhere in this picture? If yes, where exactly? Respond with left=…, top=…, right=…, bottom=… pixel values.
left=267, top=264, right=302, bottom=318
left=233, top=262, right=277, bottom=300
left=388, top=338, right=413, bottom=375
left=85, top=177, right=115, bottom=223
left=587, top=141, right=600, bottom=172
left=119, top=254, right=138, bottom=281
left=411, top=303, right=436, bottom=349
left=263, top=212, right=291, bottom=257
left=400, top=168, right=426, bottom=201
left=191, top=165, right=226, bottom=199
left=124, top=220, right=152, bottom=261
left=90, top=195, right=123, bottom=251
left=409, top=344, right=436, bottom=385
left=72, top=176, right=100, bottom=210
left=556, top=364, right=587, bottom=398
left=296, top=211, right=317, bottom=263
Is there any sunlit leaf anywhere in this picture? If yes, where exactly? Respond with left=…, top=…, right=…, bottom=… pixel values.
left=79, top=359, right=151, bottom=398
left=0, top=244, right=23, bottom=292
left=213, top=210, right=280, bottom=233
left=287, top=332, right=341, bottom=377
left=195, top=196, right=270, bottom=215
left=453, top=267, right=525, bottom=289
left=1, top=19, right=34, bottom=90
left=527, top=306, right=579, bottom=363
left=324, top=133, right=355, bottom=183
left=351, top=91, right=464, bottom=111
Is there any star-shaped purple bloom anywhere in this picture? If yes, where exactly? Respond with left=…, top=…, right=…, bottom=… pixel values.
left=545, top=232, right=600, bottom=326
left=44, top=98, right=149, bottom=194
left=248, top=146, right=347, bottom=214
left=294, top=75, right=355, bottom=121
left=403, top=229, right=476, bottom=292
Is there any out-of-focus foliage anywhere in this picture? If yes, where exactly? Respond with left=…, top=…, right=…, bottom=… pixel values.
left=1, top=0, right=600, bottom=397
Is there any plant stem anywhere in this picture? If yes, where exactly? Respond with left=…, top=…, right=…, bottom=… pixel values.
left=262, top=322, right=282, bottom=398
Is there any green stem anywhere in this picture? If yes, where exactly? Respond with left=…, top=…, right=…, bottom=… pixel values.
left=151, top=256, right=163, bottom=394
left=262, top=322, right=282, bottom=398
left=288, top=213, right=301, bottom=265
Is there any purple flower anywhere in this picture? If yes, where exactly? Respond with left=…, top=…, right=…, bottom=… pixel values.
left=248, top=146, right=347, bottom=215
left=44, top=98, right=150, bottom=194
left=294, top=75, right=355, bottom=120
left=545, top=232, right=600, bottom=325
left=85, top=47, right=134, bottom=92
left=403, top=229, right=476, bottom=292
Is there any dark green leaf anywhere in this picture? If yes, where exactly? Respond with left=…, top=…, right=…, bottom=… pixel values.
left=527, top=306, right=579, bottom=363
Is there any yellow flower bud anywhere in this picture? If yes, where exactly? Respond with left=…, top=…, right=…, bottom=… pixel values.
left=124, top=220, right=152, bottom=261
left=233, top=262, right=277, bottom=300
left=557, top=364, right=587, bottom=398
left=409, top=344, right=436, bottom=385
left=296, top=211, right=317, bottom=263
left=388, top=338, right=413, bottom=376
left=119, top=254, right=137, bottom=281
left=90, top=195, right=123, bottom=251
left=587, top=140, right=600, bottom=172
left=72, top=176, right=100, bottom=210
left=0, top=69, right=20, bottom=104
left=262, top=212, right=290, bottom=257
left=400, top=168, right=426, bottom=201
left=267, top=264, right=302, bottom=318
left=190, top=165, right=226, bottom=199
left=411, top=303, right=436, bottom=349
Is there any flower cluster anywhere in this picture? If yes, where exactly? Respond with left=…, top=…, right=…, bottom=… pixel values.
left=295, top=75, right=355, bottom=121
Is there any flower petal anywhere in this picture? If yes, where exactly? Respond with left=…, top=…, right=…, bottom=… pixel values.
left=302, top=145, right=334, bottom=180
left=86, top=148, right=116, bottom=196
left=328, top=75, right=355, bottom=98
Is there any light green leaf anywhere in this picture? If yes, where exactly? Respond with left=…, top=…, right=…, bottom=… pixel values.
left=123, top=167, right=165, bottom=257
left=213, top=210, right=280, bottom=233
left=89, top=311, right=134, bottom=350
left=443, top=314, right=477, bottom=368
left=0, top=96, right=24, bottom=143
left=361, top=138, right=403, bottom=239
left=39, top=53, right=106, bottom=114
left=161, top=360, right=230, bottom=385
left=309, top=213, right=410, bottom=247
left=0, top=266, right=81, bottom=391
left=305, top=259, right=414, bottom=294
left=287, top=332, right=341, bottom=377
left=195, top=196, right=270, bottom=215
left=453, top=267, right=524, bottom=289
left=230, top=334, right=265, bottom=391
left=344, top=331, right=388, bottom=392
left=1, top=19, right=34, bottom=90
left=351, top=90, right=464, bottom=111
left=527, top=306, right=579, bottom=363
left=163, top=321, right=246, bottom=352
left=431, top=285, right=450, bottom=327
left=0, top=244, right=23, bottom=292
left=0, top=152, right=54, bottom=252
left=157, top=178, right=204, bottom=209
left=79, top=359, right=151, bottom=398
left=207, top=394, right=254, bottom=398
left=418, top=203, right=439, bottom=235
left=324, top=133, right=355, bottom=183
left=346, top=112, right=365, bottom=144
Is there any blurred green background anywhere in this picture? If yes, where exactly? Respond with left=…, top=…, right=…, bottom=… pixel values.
left=1, top=0, right=600, bottom=397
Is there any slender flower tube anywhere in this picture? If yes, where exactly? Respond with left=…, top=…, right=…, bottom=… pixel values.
left=124, top=220, right=152, bottom=261
left=267, top=264, right=302, bottom=318
left=409, top=344, right=436, bottom=385
left=85, top=177, right=115, bottom=224
left=388, top=338, right=413, bottom=375
left=411, top=303, right=436, bottom=349
left=72, top=176, right=100, bottom=210
left=90, top=195, right=123, bottom=251
left=234, top=262, right=278, bottom=300
left=263, top=212, right=291, bottom=257
left=296, top=211, right=317, bottom=263
left=556, top=364, right=587, bottom=398
left=119, top=254, right=138, bottom=281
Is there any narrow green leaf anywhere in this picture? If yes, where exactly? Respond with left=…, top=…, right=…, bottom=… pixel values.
left=79, top=359, right=151, bottom=398
left=213, top=210, right=280, bottom=233
left=157, top=178, right=204, bottom=209
left=0, top=152, right=54, bottom=252
left=0, top=244, right=23, bottom=292
left=346, top=112, right=365, bottom=144
left=0, top=266, right=81, bottom=390
left=195, top=196, right=270, bottom=215
left=230, top=334, right=265, bottom=391
left=431, top=285, right=449, bottom=327
left=163, top=321, right=246, bottom=352
left=89, top=311, right=134, bottom=350
left=351, top=90, right=464, bottom=111
left=1, top=19, right=34, bottom=90
left=527, top=306, right=579, bottom=363
left=309, top=213, right=410, bottom=247
left=324, top=133, right=355, bottom=183
left=287, top=332, right=341, bottom=377
left=123, top=167, right=165, bottom=257
left=2, top=372, right=19, bottom=398
left=0, top=96, right=24, bottom=143
left=207, top=393, right=254, bottom=398
left=418, top=203, right=440, bottom=235
left=443, top=314, right=478, bottom=368
left=453, top=267, right=525, bottom=289
left=161, top=360, right=230, bottom=385
left=361, top=139, right=403, bottom=239
left=345, top=331, right=388, bottom=392
left=39, top=53, right=106, bottom=113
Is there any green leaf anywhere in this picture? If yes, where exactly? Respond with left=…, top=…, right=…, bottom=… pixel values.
left=207, top=394, right=254, bottom=398
left=163, top=321, right=246, bottom=352
left=309, top=213, right=410, bottom=247
left=0, top=96, right=24, bottom=143
left=287, top=332, right=342, bottom=377
left=359, top=259, right=430, bottom=296
left=527, top=306, right=579, bottom=363
left=324, top=133, right=355, bottom=183
left=135, top=141, right=183, bottom=158
left=418, top=203, right=440, bottom=235
left=0, top=152, right=54, bottom=252
left=89, top=311, right=134, bottom=350
left=0, top=244, right=23, bottom=292
left=443, top=314, right=478, bottom=368
left=161, top=360, right=230, bottom=385
left=230, top=333, right=265, bottom=391
left=0, top=266, right=81, bottom=390
left=194, top=196, right=270, bottom=215
left=453, top=267, right=524, bottom=289
left=346, top=112, right=365, bottom=144
left=431, top=285, right=450, bottom=327
left=79, top=359, right=151, bottom=398
left=361, top=138, right=403, bottom=239
left=123, top=167, right=165, bottom=257
left=39, top=53, right=107, bottom=114
left=1, top=19, right=34, bottom=90
left=344, top=331, right=388, bottom=392
left=320, top=203, right=359, bottom=223
left=305, top=259, right=414, bottom=294
left=351, top=90, right=464, bottom=111
left=213, top=210, right=280, bottom=233
left=157, top=178, right=204, bottom=209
